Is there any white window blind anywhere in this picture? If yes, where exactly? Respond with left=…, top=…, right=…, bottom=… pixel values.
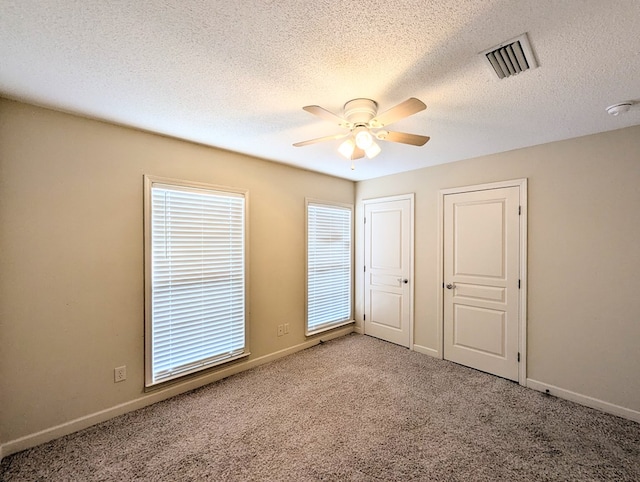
left=307, top=202, right=353, bottom=335
left=146, top=179, right=246, bottom=387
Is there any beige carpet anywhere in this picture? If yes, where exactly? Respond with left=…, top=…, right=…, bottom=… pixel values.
left=2, top=333, right=639, bottom=481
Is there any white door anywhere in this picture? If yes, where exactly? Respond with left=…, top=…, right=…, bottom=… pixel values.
left=364, top=195, right=413, bottom=347
left=443, top=186, right=520, bottom=381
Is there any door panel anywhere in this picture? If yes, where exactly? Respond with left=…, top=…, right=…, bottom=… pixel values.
left=444, top=187, right=519, bottom=381
left=371, top=291, right=402, bottom=329
left=364, top=197, right=412, bottom=347
left=454, top=201, right=505, bottom=278
left=370, top=209, right=402, bottom=269
left=454, top=305, right=505, bottom=356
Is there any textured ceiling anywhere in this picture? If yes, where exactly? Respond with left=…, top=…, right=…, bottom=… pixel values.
left=1, top=0, right=639, bottom=181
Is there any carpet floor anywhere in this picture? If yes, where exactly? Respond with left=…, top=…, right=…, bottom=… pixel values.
left=2, top=333, right=639, bottom=481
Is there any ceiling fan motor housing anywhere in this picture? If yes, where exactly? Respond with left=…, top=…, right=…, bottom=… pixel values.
left=343, top=98, right=378, bottom=124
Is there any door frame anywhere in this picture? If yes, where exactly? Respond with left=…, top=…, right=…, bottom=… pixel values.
left=437, top=179, right=528, bottom=386
left=363, top=193, right=415, bottom=349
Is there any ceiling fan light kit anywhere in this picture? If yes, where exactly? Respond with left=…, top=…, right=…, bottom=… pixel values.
left=354, top=127, right=373, bottom=149
left=338, top=138, right=356, bottom=159
left=294, top=97, right=430, bottom=167
left=364, top=140, right=381, bottom=158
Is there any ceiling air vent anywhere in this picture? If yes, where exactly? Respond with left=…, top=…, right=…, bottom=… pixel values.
left=481, top=33, right=538, bottom=79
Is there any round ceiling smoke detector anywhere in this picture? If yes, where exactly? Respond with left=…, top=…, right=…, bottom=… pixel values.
left=606, top=102, right=633, bottom=116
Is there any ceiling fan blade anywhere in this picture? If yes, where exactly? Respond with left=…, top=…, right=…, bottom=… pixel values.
left=370, top=98, right=426, bottom=127
left=379, top=131, right=430, bottom=146
left=303, top=105, right=349, bottom=127
left=351, top=147, right=365, bottom=160
left=293, top=132, right=349, bottom=147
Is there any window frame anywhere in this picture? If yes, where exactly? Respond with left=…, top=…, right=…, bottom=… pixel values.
left=143, top=175, right=249, bottom=388
left=305, top=199, right=354, bottom=336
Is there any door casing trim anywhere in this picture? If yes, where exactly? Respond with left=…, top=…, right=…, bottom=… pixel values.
left=363, top=193, right=415, bottom=349
left=437, top=179, right=527, bottom=386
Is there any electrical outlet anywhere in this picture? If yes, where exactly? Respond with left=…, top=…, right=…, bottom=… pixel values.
left=114, top=366, right=127, bottom=383
left=277, top=324, right=284, bottom=337
left=284, top=323, right=290, bottom=334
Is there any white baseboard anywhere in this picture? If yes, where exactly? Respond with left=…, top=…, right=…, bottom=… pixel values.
left=1, top=326, right=354, bottom=459
left=527, top=378, right=640, bottom=424
left=412, top=344, right=440, bottom=358
left=353, top=325, right=363, bottom=334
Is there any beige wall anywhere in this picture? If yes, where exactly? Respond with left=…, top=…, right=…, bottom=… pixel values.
left=0, top=99, right=354, bottom=449
left=355, top=125, right=640, bottom=414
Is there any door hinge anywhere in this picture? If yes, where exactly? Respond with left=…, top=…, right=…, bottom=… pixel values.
left=518, top=279, right=521, bottom=289
left=364, top=217, right=367, bottom=224
left=363, top=314, right=366, bottom=321
left=517, top=352, right=521, bottom=362
left=518, top=206, right=521, bottom=215
left=442, top=282, right=445, bottom=288
left=364, top=266, right=366, bottom=272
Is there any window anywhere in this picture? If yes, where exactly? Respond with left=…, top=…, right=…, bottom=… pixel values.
left=144, top=176, right=247, bottom=387
left=306, top=200, right=353, bottom=335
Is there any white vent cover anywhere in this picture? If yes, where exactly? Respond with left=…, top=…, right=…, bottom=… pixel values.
left=481, top=33, right=538, bottom=79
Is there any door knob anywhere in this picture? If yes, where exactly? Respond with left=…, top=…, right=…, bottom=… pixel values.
left=446, top=283, right=455, bottom=289
left=398, top=278, right=409, bottom=284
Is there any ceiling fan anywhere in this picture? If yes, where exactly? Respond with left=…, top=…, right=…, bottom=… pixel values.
left=293, top=98, right=430, bottom=165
